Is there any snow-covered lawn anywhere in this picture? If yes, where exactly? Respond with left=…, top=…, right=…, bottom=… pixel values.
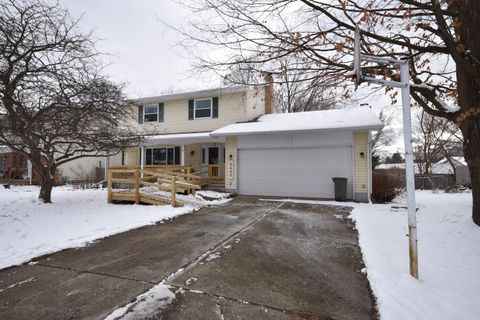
left=0, top=185, right=231, bottom=270
left=276, top=191, right=478, bottom=320
left=352, top=191, right=478, bottom=320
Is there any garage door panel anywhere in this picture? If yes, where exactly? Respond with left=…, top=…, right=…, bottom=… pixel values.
left=238, top=147, right=353, bottom=198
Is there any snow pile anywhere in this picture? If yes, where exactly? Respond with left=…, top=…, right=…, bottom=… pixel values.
left=139, top=187, right=232, bottom=206
left=104, top=282, right=175, bottom=320
left=0, top=186, right=231, bottom=270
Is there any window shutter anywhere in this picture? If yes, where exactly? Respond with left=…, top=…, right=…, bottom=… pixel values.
left=158, top=103, right=164, bottom=122
left=212, top=97, right=219, bottom=118
left=174, top=146, right=181, bottom=165
left=138, top=105, right=144, bottom=124
left=188, top=100, right=194, bottom=120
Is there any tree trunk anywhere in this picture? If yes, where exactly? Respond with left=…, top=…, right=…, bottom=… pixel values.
left=39, top=177, right=54, bottom=203
left=461, top=115, right=480, bottom=225
left=38, top=165, right=56, bottom=203
left=456, top=54, right=480, bottom=225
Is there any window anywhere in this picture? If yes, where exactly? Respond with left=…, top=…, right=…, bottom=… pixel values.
left=145, top=147, right=180, bottom=165
left=144, top=104, right=158, bottom=122
left=194, top=98, right=212, bottom=119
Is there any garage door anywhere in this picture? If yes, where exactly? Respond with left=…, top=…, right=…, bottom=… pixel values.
left=238, top=146, right=353, bottom=198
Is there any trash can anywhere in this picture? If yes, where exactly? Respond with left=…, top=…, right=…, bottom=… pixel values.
left=332, top=177, right=347, bottom=201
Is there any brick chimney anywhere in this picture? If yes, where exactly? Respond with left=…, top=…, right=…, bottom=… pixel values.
left=264, top=73, right=274, bottom=114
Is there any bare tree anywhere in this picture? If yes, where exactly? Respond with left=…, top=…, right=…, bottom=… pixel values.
left=414, top=109, right=463, bottom=174
left=414, top=111, right=445, bottom=174
left=174, top=0, right=480, bottom=225
left=224, top=58, right=338, bottom=112
left=0, top=0, right=141, bottom=203
left=371, top=110, right=397, bottom=169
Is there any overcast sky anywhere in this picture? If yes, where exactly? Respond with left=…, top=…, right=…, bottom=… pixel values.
left=59, top=0, right=216, bottom=98
left=57, top=0, right=405, bottom=153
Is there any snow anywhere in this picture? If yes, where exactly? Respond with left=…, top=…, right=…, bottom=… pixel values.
left=103, top=282, right=175, bottom=320
left=0, top=186, right=230, bottom=270
left=210, top=107, right=383, bottom=137
left=265, top=191, right=478, bottom=320
left=144, top=132, right=220, bottom=145
left=376, top=163, right=422, bottom=174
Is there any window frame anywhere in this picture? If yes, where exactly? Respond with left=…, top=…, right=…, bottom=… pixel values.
left=193, top=98, right=213, bottom=119
left=145, top=147, right=180, bottom=165
left=143, top=104, right=159, bottom=123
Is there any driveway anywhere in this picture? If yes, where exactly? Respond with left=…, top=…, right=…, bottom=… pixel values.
left=0, top=198, right=377, bottom=319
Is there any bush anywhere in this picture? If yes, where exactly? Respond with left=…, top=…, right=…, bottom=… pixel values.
left=372, top=169, right=405, bottom=203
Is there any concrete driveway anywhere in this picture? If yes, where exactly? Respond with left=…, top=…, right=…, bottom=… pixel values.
left=0, top=198, right=377, bottom=319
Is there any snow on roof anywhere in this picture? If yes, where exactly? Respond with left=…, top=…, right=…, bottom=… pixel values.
left=436, top=156, right=467, bottom=167
left=133, top=85, right=251, bottom=105
left=376, top=163, right=422, bottom=174
left=143, top=132, right=224, bottom=146
left=431, top=156, right=467, bottom=174
left=210, top=107, right=383, bottom=137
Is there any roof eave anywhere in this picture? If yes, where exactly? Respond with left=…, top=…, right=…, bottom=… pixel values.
left=210, top=124, right=384, bottom=138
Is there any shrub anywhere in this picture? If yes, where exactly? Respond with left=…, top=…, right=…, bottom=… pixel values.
left=372, top=169, right=405, bottom=203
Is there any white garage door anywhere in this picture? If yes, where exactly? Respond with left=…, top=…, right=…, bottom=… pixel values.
left=238, top=146, right=353, bottom=198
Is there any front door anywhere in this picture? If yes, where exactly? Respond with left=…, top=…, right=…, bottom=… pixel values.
left=208, top=147, right=219, bottom=164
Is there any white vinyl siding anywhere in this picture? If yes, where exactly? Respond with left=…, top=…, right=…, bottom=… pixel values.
left=58, top=157, right=104, bottom=182
left=130, top=90, right=265, bottom=133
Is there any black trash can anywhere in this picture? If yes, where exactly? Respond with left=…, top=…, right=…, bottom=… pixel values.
left=332, top=177, right=348, bottom=201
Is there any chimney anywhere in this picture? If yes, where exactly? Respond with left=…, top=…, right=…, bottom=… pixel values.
left=264, top=73, right=274, bottom=114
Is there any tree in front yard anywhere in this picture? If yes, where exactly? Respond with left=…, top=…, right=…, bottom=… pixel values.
left=174, top=0, right=480, bottom=225
left=0, top=0, right=140, bottom=202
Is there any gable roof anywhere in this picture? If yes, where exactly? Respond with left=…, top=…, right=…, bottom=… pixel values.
left=210, top=107, right=383, bottom=137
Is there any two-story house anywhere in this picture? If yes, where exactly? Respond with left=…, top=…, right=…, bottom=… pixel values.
left=60, top=83, right=382, bottom=202
left=58, top=85, right=270, bottom=185
left=114, top=85, right=270, bottom=177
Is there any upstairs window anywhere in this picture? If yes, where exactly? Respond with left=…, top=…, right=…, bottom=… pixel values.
left=144, top=104, right=159, bottom=122
left=194, top=98, right=212, bottom=119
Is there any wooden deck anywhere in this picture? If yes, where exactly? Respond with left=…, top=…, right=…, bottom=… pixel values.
left=107, top=164, right=225, bottom=206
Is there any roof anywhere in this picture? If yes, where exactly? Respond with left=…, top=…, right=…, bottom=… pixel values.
left=210, top=107, right=383, bottom=137
left=143, top=132, right=224, bottom=146
left=133, top=86, right=251, bottom=105
left=431, top=156, right=467, bottom=174
left=376, top=163, right=422, bottom=174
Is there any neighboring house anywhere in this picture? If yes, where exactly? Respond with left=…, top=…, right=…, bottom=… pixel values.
left=432, top=156, right=471, bottom=185
left=0, top=147, right=42, bottom=184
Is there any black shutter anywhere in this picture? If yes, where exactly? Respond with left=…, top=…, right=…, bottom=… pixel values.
left=174, top=146, right=180, bottom=165
left=188, top=100, right=194, bottom=120
left=158, top=103, right=164, bottom=122
left=138, top=105, right=144, bottom=124
left=212, top=97, right=219, bottom=118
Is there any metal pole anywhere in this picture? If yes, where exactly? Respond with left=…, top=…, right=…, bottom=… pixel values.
left=400, top=61, right=419, bottom=279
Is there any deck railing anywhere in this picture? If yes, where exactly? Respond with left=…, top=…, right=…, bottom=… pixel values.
left=108, top=163, right=225, bottom=185
left=107, top=167, right=202, bottom=207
